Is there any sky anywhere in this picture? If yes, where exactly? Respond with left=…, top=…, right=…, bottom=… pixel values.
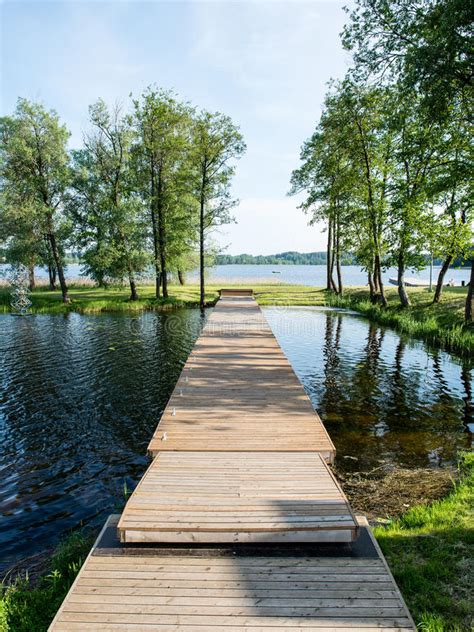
left=1, top=0, right=352, bottom=255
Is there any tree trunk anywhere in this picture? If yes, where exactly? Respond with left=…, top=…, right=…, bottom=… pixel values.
left=329, top=217, right=337, bottom=291
left=397, top=251, right=410, bottom=307
left=129, top=275, right=138, bottom=301
left=161, top=270, right=168, bottom=297
left=199, top=196, right=205, bottom=311
left=336, top=254, right=343, bottom=294
left=373, top=260, right=379, bottom=293
left=465, top=257, right=474, bottom=323
left=326, top=217, right=332, bottom=291
left=150, top=167, right=161, bottom=300
left=28, top=262, right=35, bottom=291
left=48, top=264, right=57, bottom=291
left=48, top=231, right=69, bottom=303
left=374, top=253, right=387, bottom=307
left=335, top=220, right=342, bottom=295
left=154, top=259, right=161, bottom=299
left=154, top=163, right=168, bottom=299
left=177, top=270, right=185, bottom=286
left=368, top=270, right=376, bottom=302
left=433, top=254, right=452, bottom=304
left=158, top=205, right=168, bottom=299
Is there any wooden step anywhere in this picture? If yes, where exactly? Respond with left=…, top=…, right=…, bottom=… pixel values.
left=49, top=515, right=416, bottom=631
left=118, top=452, right=357, bottom=544
left=219, top=288, right=254, bottom=296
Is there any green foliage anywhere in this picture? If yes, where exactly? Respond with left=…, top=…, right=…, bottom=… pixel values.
left=292, top=0, right=473, bottom=313
left=131, top=87, right=198, bottom=297
left=70, top=100, right=149, bottom=295
left=1, top=90, right=245, bottom=302
left=0, top=99, right=72, bottom=299
left=374, top=452, right=474, bottom=630
left=0, top=531, right=93, bottom=632
left=342, top=0, right=473, bottom=118
left=191, top=109, right=246, bottom=306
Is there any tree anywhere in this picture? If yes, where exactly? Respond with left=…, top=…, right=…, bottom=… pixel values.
left=191, top=111, right=246, bottom=309
left=0, top=196, right=43, bottom=290
left=69, top=147, right=111, bottom=287
left=342, top=0, right=473, bottom=118
left=290, top=94, right=358, bottom=294
left=70, top=100, right=148, bottom=299
left=0, top=99, right=71, bottom=302
left=383, top=86, right=442, bottom=307
left=337, top=82, right=394, bottom=306
left=291, top=82, right=395, bottom=304
left=132, top=88, right=194, bottom=299
left=427, top=109, right=472, bottom=303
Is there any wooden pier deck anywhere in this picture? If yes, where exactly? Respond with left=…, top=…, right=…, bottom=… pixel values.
left=49, top=292, right=415, bottom=631
left=148, top=296, right=335, bottom=461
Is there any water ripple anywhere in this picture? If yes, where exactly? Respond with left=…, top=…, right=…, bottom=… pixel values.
left=0, top=310, right=204, bottom=572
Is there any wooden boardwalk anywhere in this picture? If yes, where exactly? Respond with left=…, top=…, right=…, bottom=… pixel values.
left=148, top=296, right=335, bottom=461
left=49, top=292, right=415, bottom=631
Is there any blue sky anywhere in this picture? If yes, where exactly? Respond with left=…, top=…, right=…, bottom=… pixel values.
left=1, top=0, right=351, bottom=254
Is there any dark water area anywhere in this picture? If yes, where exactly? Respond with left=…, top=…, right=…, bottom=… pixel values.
left=1, top=307, right=472, bottom=572
left=0, top=310, right=206, bottom=573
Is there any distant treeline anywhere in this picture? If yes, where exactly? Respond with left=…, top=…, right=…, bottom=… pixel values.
left=215, top=252, right=469, bottom=267
left=216, top=252, right=357, bottom=265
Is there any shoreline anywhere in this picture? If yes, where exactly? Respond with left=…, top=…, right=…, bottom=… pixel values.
left=1, top=283, right=472, bottom=358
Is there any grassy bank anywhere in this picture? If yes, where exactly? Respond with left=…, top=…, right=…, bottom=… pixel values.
left=374, top=452, right=474, bottom=631
left=324, top=286, right=473, bottom=359
left=0, top=531, right=94, bottom=632
left=1, top=282, right=472, bottom=357
left=1, top=455, right=471, bottom=632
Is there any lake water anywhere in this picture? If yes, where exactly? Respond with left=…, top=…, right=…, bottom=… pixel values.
left=1, top=263, right=470, bottom=287
left=0, top=307, right=472, bottom=573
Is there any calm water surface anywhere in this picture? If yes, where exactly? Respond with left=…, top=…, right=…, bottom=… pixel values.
left=1, top=262, right=471, bottom=286
left=0, top=307, right=472, bottom=572
left=265, top=308, right=473, bottom=470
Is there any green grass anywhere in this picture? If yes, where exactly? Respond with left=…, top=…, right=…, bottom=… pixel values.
left=374, top=452, right=474, bottom=631
left=0, top=531, right=94, bottom=632
left=0, top=283, right=217, bottom=314
left=1, top=282, right=471, bottom=357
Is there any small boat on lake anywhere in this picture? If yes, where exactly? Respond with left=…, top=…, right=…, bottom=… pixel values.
left=389, top=277, right=458, bottom=287
left=389, top=277, right=430, bottom=287
left=388, top=278, right=456, bottom=287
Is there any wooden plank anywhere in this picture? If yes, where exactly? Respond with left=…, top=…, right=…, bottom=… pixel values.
left=48, top=295, right=415, bottom=629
